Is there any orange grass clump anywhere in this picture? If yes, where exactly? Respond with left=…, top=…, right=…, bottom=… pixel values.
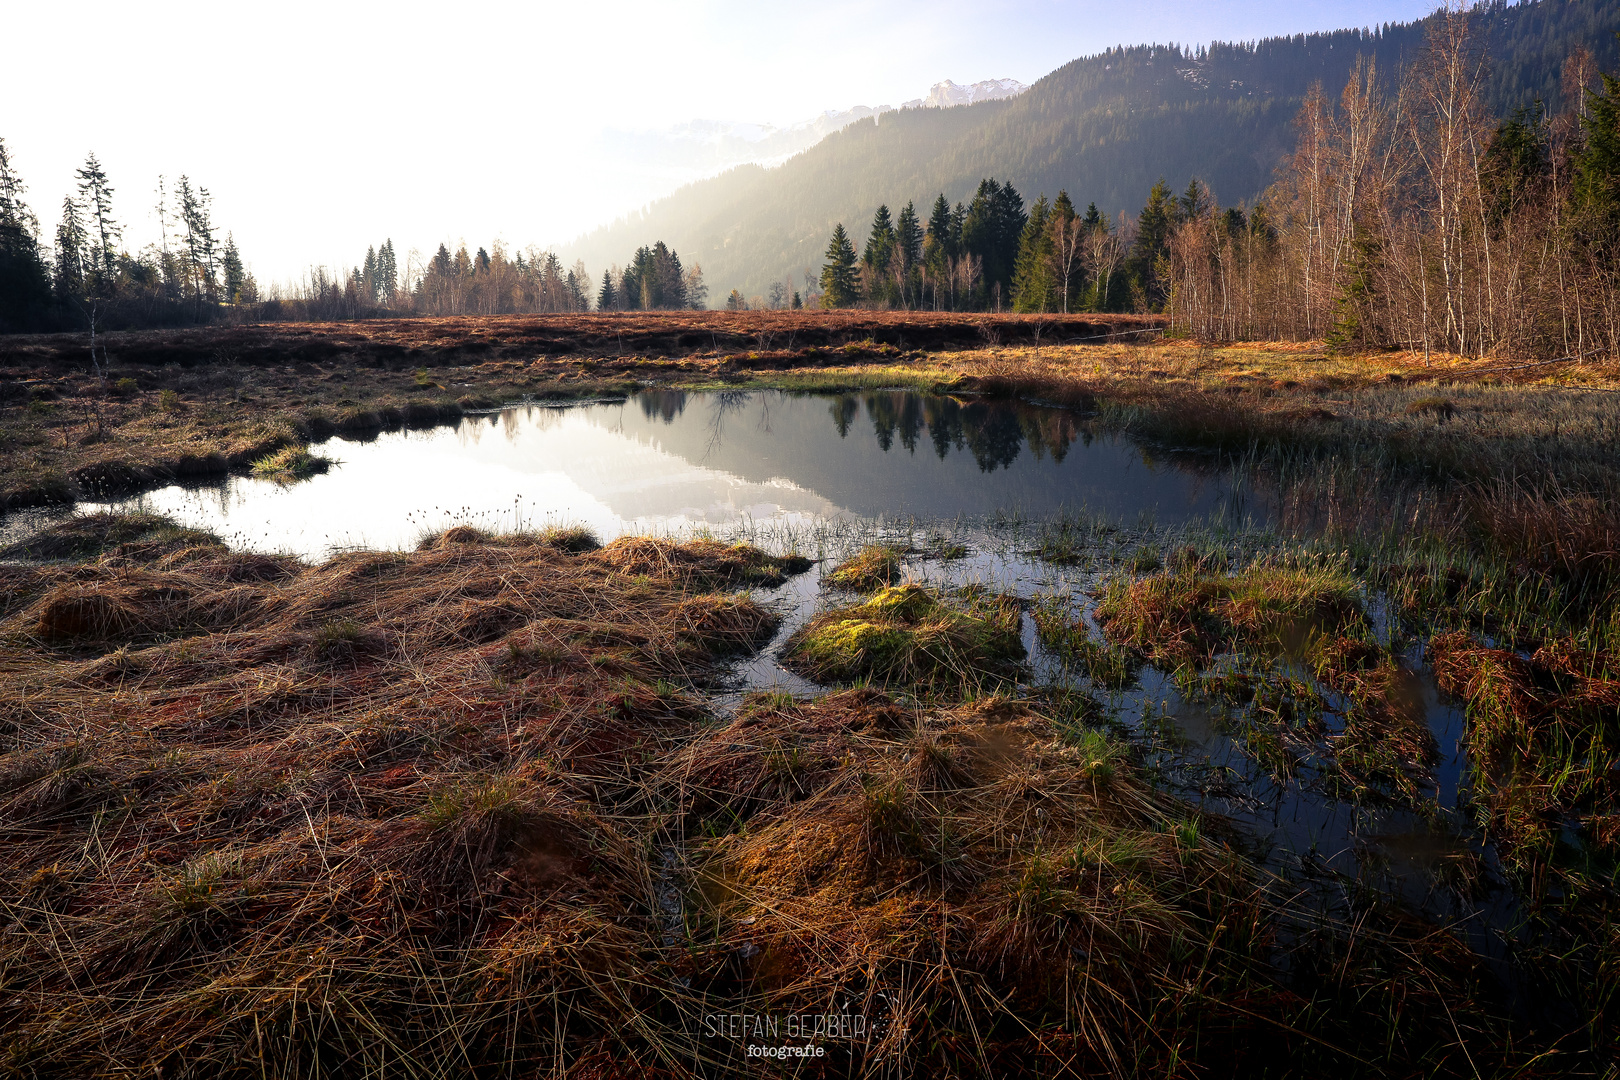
left=0, top=529, right=799, bottom=1076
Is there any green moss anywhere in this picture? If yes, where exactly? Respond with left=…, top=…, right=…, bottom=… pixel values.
left=784, top=584, right=1023, bottom=690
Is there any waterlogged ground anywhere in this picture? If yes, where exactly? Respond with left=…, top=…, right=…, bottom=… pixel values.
left=8, top=393, right=1512, bottom=893
left=728, top=521, right=1524, bottom=948
left=0, top=391, right=1572, bottom=983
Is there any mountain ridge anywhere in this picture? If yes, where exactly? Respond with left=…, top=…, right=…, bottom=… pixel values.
left=563, top=0, right=1620, bottom=301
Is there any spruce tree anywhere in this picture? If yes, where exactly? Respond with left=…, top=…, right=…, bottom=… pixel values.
left=0, top=137, right=52, bottom=330
left=962, top=178, right=1026, bottom=309
left=1576, top=67, right=1620, bottom=227
left=819, top=223, right=859, bottom=308
left=54, top=197, right=87, bottom=301
left=924, top=195, right=956, bottom=262
left=863, top=205, right=896, bottom=272
left=363, top=245, right=378, bottom=300
left=598, top=268, right=617, bottom=311
left=378, top=240, right=398, bottom=303
left=1179, top=178, right=1210, bottom=221
left=894, top=201, right=922, bottom=308
left=74, top=152, right=121, bottom=283
left=1012, top=194, right=1054, bottom=312
left=222, top=233, right=246, bottom=303
left=791, top=290, right=802, bottom=309
left=1048, top=190, right=1082, bottom=313
left=862, top=205, right=897, bottom=305
left=1131, top=178, right=1177, bottom=308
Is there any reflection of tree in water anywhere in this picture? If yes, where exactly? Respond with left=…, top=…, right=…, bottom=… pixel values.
left=636, top=389, right=688, bottom=423
left=922, top=396, right=965, bottom=460
left=958, top=402, right=1025, bottom=472
left=704, top=391, right=751, bottom=457
left=835, top=392, right=1083, bottom=473
left=864, top=392, right=925, bottom=453
left=829, top=395, right=859, bottom=438
left=1018, top=409, right=1080, bottom=464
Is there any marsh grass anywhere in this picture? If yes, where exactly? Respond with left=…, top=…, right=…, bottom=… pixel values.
left=824, top=543, right=905, bottom=590
left=249, top=445, right=333, bottom=483
left=1032, top=596, right=1140, bottom=689
left=783, top=584, right=1024, bottom=691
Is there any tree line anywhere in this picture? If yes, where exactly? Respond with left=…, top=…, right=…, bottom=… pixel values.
left=0, top=138, right=712, bottom=329
left=814, top=177, right=1152, bottom=314
left=0, top=145, right=252, bottom=332
left=809, top=15, right=1620, bottom=362
left=1162, top=14, right=1620, bottom=360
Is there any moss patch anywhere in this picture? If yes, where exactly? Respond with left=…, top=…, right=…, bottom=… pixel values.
left=784, top=584, right=1023, bottom=690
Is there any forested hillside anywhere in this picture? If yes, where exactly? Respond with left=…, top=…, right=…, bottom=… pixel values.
left=562, top=0, right=1620, bottom=302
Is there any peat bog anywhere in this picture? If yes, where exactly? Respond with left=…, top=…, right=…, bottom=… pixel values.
left=1, top=317, right=1617, bottom=1077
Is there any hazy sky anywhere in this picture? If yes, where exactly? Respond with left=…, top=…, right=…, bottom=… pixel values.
left=2, top=0, right=1438, bottom=287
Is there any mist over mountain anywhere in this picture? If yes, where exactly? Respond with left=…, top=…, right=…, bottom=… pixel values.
left=597, top=79, right=1029, bottom=192
left=563, top=0, right=1620, bottom=303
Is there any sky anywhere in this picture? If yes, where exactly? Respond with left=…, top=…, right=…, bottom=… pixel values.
left=1, top=0, right=1439, bottom=288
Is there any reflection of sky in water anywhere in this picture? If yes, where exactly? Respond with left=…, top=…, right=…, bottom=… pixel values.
left=87, top=391, right=1256, bottom=561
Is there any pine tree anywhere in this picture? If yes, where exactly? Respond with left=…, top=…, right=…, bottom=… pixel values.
left=175, top=176, right=218, bottom=302
left=819, top=223, right=859, bottom=308
left=54, top=197, right=87, bottom=301
left=221, top=233, right=246, bottom=303
left=0, top=137, right=51, bottom=330
left=598, top=268, right=618, bottom=311
left=74, top=152, right=121, bottom=284
left=1012, top=194, right=1054, bottom=312
left=791, top=290, right=802, bottom=309
left=363, top=245, right=378, bottom=301
left=1131, top=178, right=1177, bottom=308
left=1576, top=66, right=1620, bottom=227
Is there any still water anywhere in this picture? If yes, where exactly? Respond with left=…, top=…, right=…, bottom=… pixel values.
left=88, top=389, right=1254, bottom=559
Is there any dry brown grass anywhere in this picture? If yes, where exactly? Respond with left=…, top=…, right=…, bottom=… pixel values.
left=0, top=516, right=1548, bottom=1075
left=0, top=529, right=800, bottom=1076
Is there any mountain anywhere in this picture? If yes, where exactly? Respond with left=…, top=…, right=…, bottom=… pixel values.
left=906, top=78, right=1029, bottom=109
left=563, top=0, right=1620, bottom=302
left=595, top=79, right=1031, bottom=196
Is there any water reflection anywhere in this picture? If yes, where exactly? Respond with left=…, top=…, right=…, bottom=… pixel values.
left=67, top=390, right=1257, bottom=561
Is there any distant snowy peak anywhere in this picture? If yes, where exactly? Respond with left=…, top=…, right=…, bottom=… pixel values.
left=904, top=78, right=1029, bottom=110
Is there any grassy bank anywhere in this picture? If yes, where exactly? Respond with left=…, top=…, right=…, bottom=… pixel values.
left=4, top=515, right=1608, bottom=1075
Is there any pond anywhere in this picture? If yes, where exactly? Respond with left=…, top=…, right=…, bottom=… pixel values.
left=85, top=389, right=1256, bottom=559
